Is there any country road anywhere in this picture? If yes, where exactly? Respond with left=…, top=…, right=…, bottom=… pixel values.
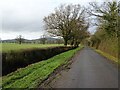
left=46, top=47, right=118, bottom=88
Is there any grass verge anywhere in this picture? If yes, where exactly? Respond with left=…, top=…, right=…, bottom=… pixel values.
left=0, top=77, right=2, bottom=88
left=2, top=46, right=83, bottom=88
left=95, top=49, right=118, bottom=63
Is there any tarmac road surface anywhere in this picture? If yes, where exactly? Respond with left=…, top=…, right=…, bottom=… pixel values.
left=48, top=47, right=118, bottom=88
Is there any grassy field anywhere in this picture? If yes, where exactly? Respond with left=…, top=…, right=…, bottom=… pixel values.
left=1, top=43, right=63, bottom=52
left=2, top=46, right=83, bottom=88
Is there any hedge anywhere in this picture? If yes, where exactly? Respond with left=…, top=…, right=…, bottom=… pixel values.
left=2, top=46, right=76, bottom=75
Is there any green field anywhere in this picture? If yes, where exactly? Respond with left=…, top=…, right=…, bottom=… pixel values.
left=1, top=43, right=63, bottom=52
left=2, top=46, right=83, bottom=88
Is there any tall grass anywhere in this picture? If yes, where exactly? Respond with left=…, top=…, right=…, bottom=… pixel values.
left=98, top=37, right=118, bottom=58
left=95, top=49, right=118, bottom=63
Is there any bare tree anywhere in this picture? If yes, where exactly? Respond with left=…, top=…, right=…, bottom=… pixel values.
left=44, top=4, right=87, bottom=46
left=15, top=35, right=24, bottom=44
left=40, top=34, right=47, bottom=44
left=69, top=18, right=89, bottom=47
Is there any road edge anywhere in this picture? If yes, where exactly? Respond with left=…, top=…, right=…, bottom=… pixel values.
left=38, top=46, right=84, bottom=88
left=91, top=47, right=118, bottom=66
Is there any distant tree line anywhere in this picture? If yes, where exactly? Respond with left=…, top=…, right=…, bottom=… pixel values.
left=2, top=34, right=64, bottom=44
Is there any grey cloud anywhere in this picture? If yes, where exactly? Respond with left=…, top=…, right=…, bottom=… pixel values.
left=2, top=18, right=44, bottom=32
left=1, top=0, right=104, bottom=40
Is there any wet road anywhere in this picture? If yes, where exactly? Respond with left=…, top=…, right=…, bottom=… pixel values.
left=49, top=47, right=118, bottom=88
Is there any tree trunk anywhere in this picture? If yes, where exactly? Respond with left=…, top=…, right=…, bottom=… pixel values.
left=70, top=40, right=74, bottom=46
left=91, top=41, right=94, bottom=47
left=96, top=41, right=101, bottom=49
left=19, top=41, right=22, bottom=44
left=64, top=40, right=68, bottom=46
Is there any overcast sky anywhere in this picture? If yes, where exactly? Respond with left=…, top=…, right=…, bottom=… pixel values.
left=0, top=0, right=105, bottom=40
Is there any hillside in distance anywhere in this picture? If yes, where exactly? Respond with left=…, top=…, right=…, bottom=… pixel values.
left=1, top=37, right=64, bottom=44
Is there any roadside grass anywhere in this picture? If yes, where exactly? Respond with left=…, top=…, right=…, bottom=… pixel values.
left=1, top=43, right=63, bottom=53
left=95, top=49, right=118, bottom=63
left=2, top=46, right=83, bottom=88
left=0, top=77, right=2, bottom=88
